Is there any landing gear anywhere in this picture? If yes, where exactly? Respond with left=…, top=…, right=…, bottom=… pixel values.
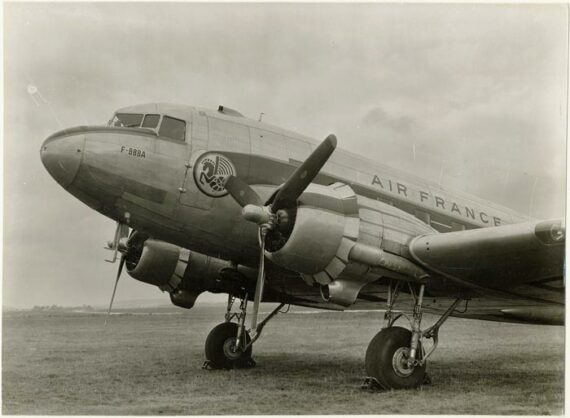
left=204, top=291, right=285, bottom=370
left=205, top=294, right=253, bottom=369
left=365, top=326, right=426, bottom=389
left=365, top=281, right=463, bottom=389
left=205, top=322, right=253, bottom=369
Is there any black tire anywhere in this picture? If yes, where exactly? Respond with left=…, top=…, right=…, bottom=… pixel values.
left=205, top=322, right=253, bottom=369
left=365, top=326, right=426, bottom=389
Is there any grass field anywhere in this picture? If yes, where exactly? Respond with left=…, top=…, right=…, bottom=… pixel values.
left=2, top=304, right=564, bottom=415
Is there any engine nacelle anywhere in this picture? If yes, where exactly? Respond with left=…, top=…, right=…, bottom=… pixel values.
left=266, top=183, right=360, bottom=284
left=126, top=239, right=182, bottom=288
left=266, top=183, right=434, bottom=304
left=125, top=238, right=254, bottom=309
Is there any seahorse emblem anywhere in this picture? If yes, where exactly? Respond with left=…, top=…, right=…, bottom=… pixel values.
left=193, top=153, right=237, bottom=197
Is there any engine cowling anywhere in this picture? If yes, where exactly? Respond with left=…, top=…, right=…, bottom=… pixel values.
left=125, top=238, right=255, bottom=309
left=266, top=183, right=360, bottom=284
left=126, top=239, right=182, bottom=288
left=265, top=182, right=434, bottom=303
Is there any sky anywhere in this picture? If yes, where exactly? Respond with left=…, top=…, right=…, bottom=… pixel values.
left=3, top=3, right=568, bottom=309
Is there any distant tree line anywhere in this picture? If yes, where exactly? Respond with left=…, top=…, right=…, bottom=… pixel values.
left=31, top=304, right=94, bottom=311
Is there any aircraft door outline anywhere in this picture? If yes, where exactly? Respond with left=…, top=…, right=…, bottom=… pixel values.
left=178, top=111, right=213, bottom=210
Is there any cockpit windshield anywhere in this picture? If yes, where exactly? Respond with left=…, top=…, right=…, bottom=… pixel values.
left=141, top=114, right=160, bottom=129
left=158, top=116, right=186, bottom=141
left=110, top=113, right=143, bottom=128
left=108, top=112, right=186, bottom=142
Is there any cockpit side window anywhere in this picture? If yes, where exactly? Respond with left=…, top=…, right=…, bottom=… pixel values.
left=158, top=116, right=186, bottom=141
left=111, top=113, right=143, bottom=128
left=142, top=114, right=160, bottom=129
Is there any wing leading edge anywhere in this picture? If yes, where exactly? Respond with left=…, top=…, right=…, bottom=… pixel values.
left=409, top=219, right=565, bottom=290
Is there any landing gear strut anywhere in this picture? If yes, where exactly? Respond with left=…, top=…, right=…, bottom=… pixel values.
left=365, top=281, right=463, bottom=389
left=204, top=295, right=254, bottom=369
left=204, top=291, right=285, bottom=370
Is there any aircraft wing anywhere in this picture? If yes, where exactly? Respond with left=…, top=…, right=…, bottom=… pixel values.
left=408, top=218, right=565, bottom=291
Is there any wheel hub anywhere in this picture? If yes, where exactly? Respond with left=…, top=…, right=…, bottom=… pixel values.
left=392, top=346, right=415, bottom=377
left=222, top=338, right=243, bottom=360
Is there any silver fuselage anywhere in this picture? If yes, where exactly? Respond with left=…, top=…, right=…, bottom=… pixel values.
left=40, top=103, right=528, bottom=270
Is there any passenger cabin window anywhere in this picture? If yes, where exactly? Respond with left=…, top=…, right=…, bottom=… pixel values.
left=159, top=116, right=186, bottom=141
left=111, top=113, right=143, bottom=127
left=451, top=221, right=466, bottom=231
left=142, top=114, right=160, bottom=129
left=430, top=220, right=452, bottom=232
left=414, top=210, right=431, bottom=224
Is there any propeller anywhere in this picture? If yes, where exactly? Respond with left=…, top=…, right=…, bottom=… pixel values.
left=105, top=255, right=125, bottom=326
left=225, top=176, right=263, bottom=207
left=103, top=222, right=132, bottom=325
left=270, top=134, right=337, bottom=212
left=224, top=134, right=337, bottom=330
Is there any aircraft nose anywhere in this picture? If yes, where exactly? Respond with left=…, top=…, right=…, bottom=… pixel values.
left=40, top=130, right=85, bottom=188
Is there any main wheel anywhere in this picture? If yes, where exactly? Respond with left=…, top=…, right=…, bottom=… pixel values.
left=205, top=322, right=253, bottom=369
left=365, top=326, right=426, bottom=389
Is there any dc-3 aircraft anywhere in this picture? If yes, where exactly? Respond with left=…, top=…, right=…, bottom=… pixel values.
left=40, top=103, right=565, bottom=389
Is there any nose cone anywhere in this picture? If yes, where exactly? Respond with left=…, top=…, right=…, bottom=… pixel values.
left=40, top=131, right=85, bottom=188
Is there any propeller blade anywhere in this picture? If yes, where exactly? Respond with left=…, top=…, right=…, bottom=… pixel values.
left=225, top=175, right=264, bottom=207
left=105, top=255, right=125, bottom=326
left=270, top=134, right=337, bottom=212
left=105, top=222, right=129, bottom=263
left=126, top=230, right=148, bottom=251
left=250, top=231, right=267, bottom=331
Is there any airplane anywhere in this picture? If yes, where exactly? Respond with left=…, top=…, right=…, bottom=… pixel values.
left=40, top=102, right=565, bottom=390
